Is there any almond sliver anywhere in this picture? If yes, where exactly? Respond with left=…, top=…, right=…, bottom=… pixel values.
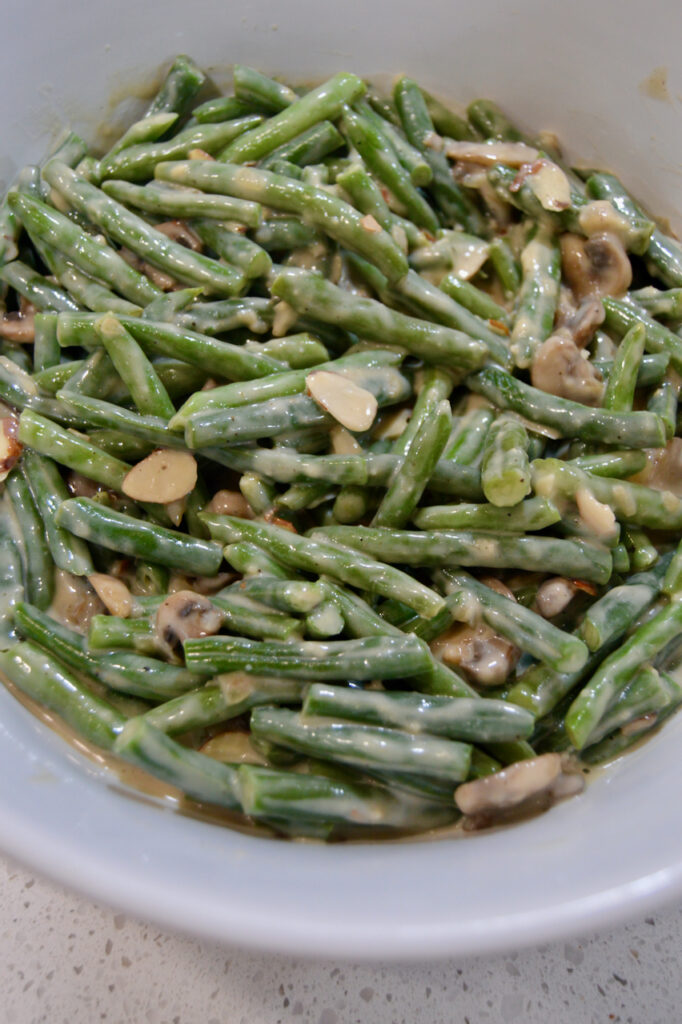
left=306, top=370, right=378, bottom=433
left=122, top=449, right=198, bottom=504
left=88, top=573, right=133, bottom=618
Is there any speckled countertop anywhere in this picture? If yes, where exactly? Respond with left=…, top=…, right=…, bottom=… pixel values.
left=2, top=853, right=681, bottom=1024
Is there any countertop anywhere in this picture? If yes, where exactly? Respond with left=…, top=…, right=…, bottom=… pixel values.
left=2, top=852, right=681, bottom=1024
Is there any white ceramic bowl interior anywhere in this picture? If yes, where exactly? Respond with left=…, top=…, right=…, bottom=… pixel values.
left=1, top=0, right=681, bottom=960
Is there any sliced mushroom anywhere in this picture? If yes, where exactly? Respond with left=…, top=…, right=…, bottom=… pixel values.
left=122, top=449, right=197, bottom=504
left=578, top=199, right=636, bottom=249
left=631, top=436, right=682, bottom=498
left=306, top=370, right=378, bottom=433
left=155, top=590, right=223, bottom=649
left=0, top=415, right=22, bottom=482
left=119, top=247, right=177, bottom=291
left=155, top=220, right=203, bottom=251
left=49, top=570, right=106, bottom=633
left=560, top=231, right=632, bottom=300
left=66, top=471, right=103, bottom=498
left=454, top=753, right=585, bottom=828
left=531, top=333, right=604, bottom=406
left=0, top=310, right=35, bottom=343
left=535, top=578, right=579, bottom=619
left=88, top=573, right=134, bottom=618
left=430, top=621, right=520, bottom=687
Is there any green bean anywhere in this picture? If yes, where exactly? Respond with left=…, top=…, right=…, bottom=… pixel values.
left=21, top=451, right=93, bottom=576
left=392, top=77, right=486, bottom=234
left=532, top=458, right=682, bottom=532
left=568, top=450, right=647, bottom=478
left=303, top=683, right=534, bottom=744
left=18, top=408, right=131, bottom=490
left=445, top=407, right=493, bottom=465
left=468, top=366, right=666, bottom=448
left=335, top=162, right=396, bottom=235
left=0, top=259, right=80, bottom=312
left=56, top=312, right=283, bottom=380
left=37, top=241, right=142, bottom=316
left=94, top=313, right=174, bottom=419
left=238, top=763, right=456, bottom=833
left=585, top=666, right=682, bottom=746
left=201, top=514, right=446, bottom=618
left=312, top=524, right=613, bottom=584
left=32, top=313, right=60, bottom=373
left=102, top=179, right=263, bottom=228
left=341, top=106, right=438, bottom=233
left=154, top=159, right=409, bottom=283
left=372, top=399, right=451, bottom=528
left=245, top=333, right=328, bottom=369
left=184, top=632, right=432, bottom=680
left=623, top=526, right=659, bottom=573
left=262, top=120, right=344, bottom=169
left=629, top=286, right=682, bottom=320
left=439, top=274, right=509, bottom=325
left=14, top=601, right=207, bottom=701
left=211, top=592, right=303, bottom=641
left=43, top=161, right=248, bottom=297
left=238, top=577, right=326, bottom=614
left=5, top=470, right=54, bottom=610
left=113, top=717, right=241, bottom=810
left=509, top=225, right=561, bottom=368
left=270, top=267, right=487, bottom=369
left=467, top=99, right=523, bottom=141
left=183, top=364, right=410, bottom=448
left=600, top=323, right=645, bottom=412
left=413, top=495, right=560, bottom=532
left=193, top=96, right=255, bottom=123
left=480, top=413, right=531, bottom=507
left=146, top=55, right=206, bottom=118
left=232, top=65, right=298, bottom=113
left=585, top=172, right=682, bottom=286
left=143, top=676, right=306, bottom=736
left=0, top=641, right=125, bottom=748
left=99, top=117, right=263, bottom=181
left=251, top=216, right=318, bottom=252
left=191, top=219, right=271, bottom=279
left=488, top=237, right=521, bottom=298
left=99, top=112, right=179, bottom=166
left=251, top=705, right=471, bottom=781
left=55, top=498, right=224, bottom=576
left=8, top=192, right=159, bottom=305
left=566, top=598, right=682, bottom=749
left=220, top=72, right=365, bottom=163
left=176, top=296, right=274, bottom=335
left=438, top=569, right=588, bottom=673
left=224, top=540, right=290, bottom=579
left=87, top=615, right=167, bottom=657
left=602, top=296, right=682, bottom=373
left=647, top=374, right=679, bottom=440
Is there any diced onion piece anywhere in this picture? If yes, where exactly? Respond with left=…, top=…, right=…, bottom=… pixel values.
left=88, top=572, right=134, bottom=618
left=122, top=449, right=198, bottom=504
left=306, top=370, right=378, bottom=432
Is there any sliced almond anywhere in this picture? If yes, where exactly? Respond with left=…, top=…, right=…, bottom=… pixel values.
left=88, top=573, right=134, bottom=618
left=306, top=370, right=378, bottom=433
left=122, top=449, right=197, bottom=504
left=330, top=424, right=363, bottom=455
left=524, top=159, right=571, bottom=212
left=575, top=486, right=617, bottom=539
left=360, top=213, right=382, bottom=233
left=165, top=496, right=187, bottom=527
left=444, top=140, right=539, bottom=166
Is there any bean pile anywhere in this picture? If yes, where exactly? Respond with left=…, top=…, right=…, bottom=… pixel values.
left=0, top=56, right=681, bottom=839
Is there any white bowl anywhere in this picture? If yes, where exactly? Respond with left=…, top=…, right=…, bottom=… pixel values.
left=2, top=0, right=682, bottom=960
